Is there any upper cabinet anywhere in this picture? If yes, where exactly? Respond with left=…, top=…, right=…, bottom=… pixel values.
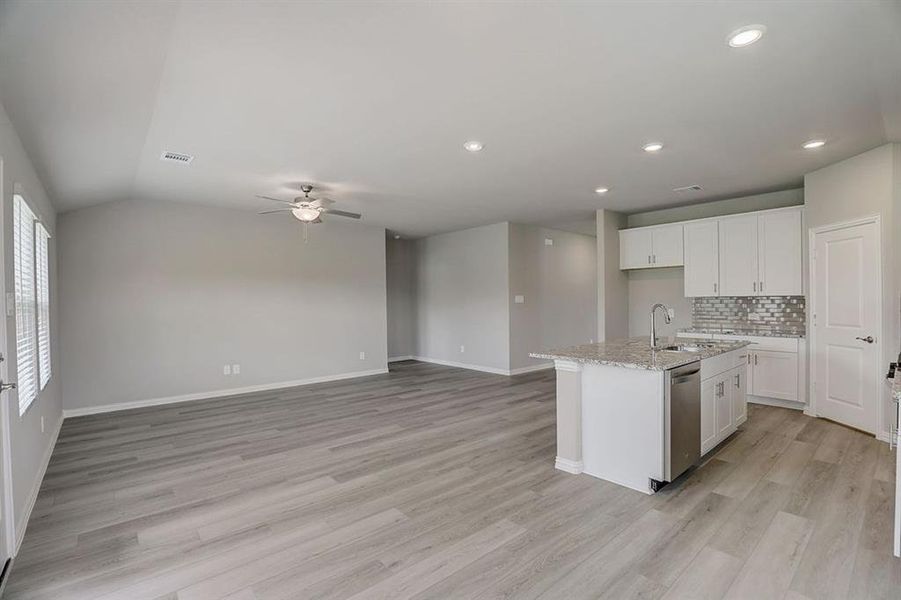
left=718, top=214, right=759, bottom=296
left=620, top=206, right=803, bottom=297
left=758, top=209, right=802, bottom=296
left=619, top=224, right=683, bottom=269
left=684, top=221, right=720, bottom=297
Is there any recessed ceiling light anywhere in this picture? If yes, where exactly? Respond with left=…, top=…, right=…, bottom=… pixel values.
left=802, top=139, right=826, bottom=149
left=394, top=234, right=401, bottom=239
left=728, top=25, right=766, bottom=48
left=594, top=187, right=609, bottom=194
left=643, top=142, right=664, bottom=153
left=463, top=140, right=484, bottom=152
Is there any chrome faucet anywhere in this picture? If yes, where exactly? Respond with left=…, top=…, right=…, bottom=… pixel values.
left=650, top=303, right=673, bottom=349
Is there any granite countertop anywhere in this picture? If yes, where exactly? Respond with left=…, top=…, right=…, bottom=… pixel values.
left=680, top=327, right=805, bottom=339
left=530, top=336, right=751, bottom=371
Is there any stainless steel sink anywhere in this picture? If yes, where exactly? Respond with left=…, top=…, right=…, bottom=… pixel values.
left=658, top=343, right=715, bottom=353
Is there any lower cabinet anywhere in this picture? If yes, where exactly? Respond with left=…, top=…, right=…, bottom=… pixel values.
left=701, top=351, right=747, bottom=456
left=750, top=350, right=799, bottom=401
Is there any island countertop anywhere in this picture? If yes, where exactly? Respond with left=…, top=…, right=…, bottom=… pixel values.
left=530, top=336, right=751, bottom=371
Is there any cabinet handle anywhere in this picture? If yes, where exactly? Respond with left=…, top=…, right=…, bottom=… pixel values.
left=760, top=281, right=764, bottom=293
left=713, top=282, right=718, bottom=294
left=754, top=353, right=758, bottom=365
left=648, top=255, right=652, bottom=264
left=653, top=254, right=656, bottom=264
left=746, top=354, right=751, bottom=364
left=734, top=373, right=740, bottom=387
left=753, top=281, right=757, bottom=293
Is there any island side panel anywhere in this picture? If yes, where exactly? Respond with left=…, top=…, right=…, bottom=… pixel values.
left=581, top=364, right=665, bottom=494
left=553, top=360, right=583, bottom=473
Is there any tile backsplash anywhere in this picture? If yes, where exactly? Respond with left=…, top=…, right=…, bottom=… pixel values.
left=691, top=296, right=806, bottom=335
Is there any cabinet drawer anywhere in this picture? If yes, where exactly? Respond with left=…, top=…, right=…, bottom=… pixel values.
left=713, top=334, right=799, bottom=353
left=701, top=351, right=736, bottom=381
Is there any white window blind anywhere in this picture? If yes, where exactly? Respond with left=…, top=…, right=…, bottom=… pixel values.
left=14, top=194, right=38, bottom=414
left=36, top=222, right=51, bottom=390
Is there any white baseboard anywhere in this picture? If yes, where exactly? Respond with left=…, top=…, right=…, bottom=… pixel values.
left=412, top=356, right=554, bottom=377
left=387, top=355, right=414, bottom=363
left=554, top=457, right=584, bottom=474
left=748, top=396, right=806, bottom=411
left=15, top=415, right=62, bottom=554
left=62, top=368, right=390, bottom=418
left=508, top=362, right=555, bottom=375
left=876, top=430, right=895, bottom=444
left=412, top=356, right=510, bottom=376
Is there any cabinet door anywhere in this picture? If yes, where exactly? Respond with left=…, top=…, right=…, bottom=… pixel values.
left=718, top=214, right=759, bottom=296
left=758, top=209, right=802, bottom=296
left=701, top=377, right=718, bottom=455
left=651, top=224, right=684, bottom=267
left=684, top=221, right=719, bottom=297
left=619, top=228, right=653, bottom=269
left=750, top=350, right=799, bottom=401
left=732, top=366, right=747, bottom=426
left=716, top=374, right=733, bottom=439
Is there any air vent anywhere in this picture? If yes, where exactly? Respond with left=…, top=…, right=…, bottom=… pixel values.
left=673, top=184, right=702, bottom=193
left=160, top=151, right=194, bottom=165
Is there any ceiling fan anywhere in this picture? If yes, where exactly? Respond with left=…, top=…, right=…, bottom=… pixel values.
left=257, top=185, right=361, bottom=242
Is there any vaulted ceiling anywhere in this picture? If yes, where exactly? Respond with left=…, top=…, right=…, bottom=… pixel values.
left=1, top=1, right=899, bottom=236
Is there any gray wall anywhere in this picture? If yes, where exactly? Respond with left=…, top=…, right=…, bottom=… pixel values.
left=58, top=199, right=388, bottom=411
left=596, top=209, right=629, bottom=341
left=804, top=143, right=900, bottom=439
left=414, top=223, right=510, bottom=372
left=0, top=102, right=62, bottom=551
left=627, top=268, right=692, bottom=338
left=386, top=237, right=416, bottom=359
left=508, top=224, right=597, bottom=370
left=626, top=188, right=803, bottom=228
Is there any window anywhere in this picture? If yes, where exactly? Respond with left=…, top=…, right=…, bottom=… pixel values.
left=13, top=194, right=51, bottom=414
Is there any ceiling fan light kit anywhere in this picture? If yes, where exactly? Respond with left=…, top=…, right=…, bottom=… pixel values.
left=256, top=184, right=362, bottom=242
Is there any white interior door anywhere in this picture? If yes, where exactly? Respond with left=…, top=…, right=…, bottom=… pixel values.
left=0, top=159, right=11, bottom=578
left=812, top=220, right=880, bottom=434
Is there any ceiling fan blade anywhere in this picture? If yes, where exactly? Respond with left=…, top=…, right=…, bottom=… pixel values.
left=256, top=195, right=297, bottom=206
left=309, top=197, right=335, bottom=208
left=258, top=208, right=293, bottom=214
left=322, top=208, right=362, bottom=219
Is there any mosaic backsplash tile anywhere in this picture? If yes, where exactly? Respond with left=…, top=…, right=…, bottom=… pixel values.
left=690, top=296, right=806, bottom=336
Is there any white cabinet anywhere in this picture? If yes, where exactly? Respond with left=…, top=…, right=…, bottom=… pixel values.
left=700, top=349, right=747, bottom=456
left=758, top=209, right=803, bottom=296
left=750, top=350, right=799, bottom=401
left=684, top=221, right=720, bottom=297
left=718, top=214, right=759, bottom=296
left=619, top=224, right=683, bottom=269
left=680, top=207, right=803, bottom=298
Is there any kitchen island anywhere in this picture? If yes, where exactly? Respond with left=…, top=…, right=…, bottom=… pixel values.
left=532, top=336, right=751, bottom=494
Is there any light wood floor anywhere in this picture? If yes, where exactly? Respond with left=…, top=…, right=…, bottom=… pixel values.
left=5, top=360, right=899, bottom=599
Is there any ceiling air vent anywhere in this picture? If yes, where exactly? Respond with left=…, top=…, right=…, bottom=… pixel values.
left=672, top=184, right=702, bottom=193
left=160, top=151, right=194, bottom=165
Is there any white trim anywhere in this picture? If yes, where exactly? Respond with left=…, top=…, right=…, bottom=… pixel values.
left=747, top=396, right=806, bottom=410
left=876, top=431, right=893, bottom=444
left=14, top=415, right=61, bottom=554
left=508, top=362, right=554, bottom=375
left=62, top=368, right=389, bottom=418
left=808, top=215, right=884, bottom=437
left=554, top=359, right=582, bottom=373
left=411, top=356, right=509, bottom=376
left=554, top=457, right=584, bottom=474
left=387, top=355, right=414, bottom=363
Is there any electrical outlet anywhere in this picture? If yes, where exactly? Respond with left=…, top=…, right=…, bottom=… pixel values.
left=460, top=345, right=465, bottom=353
left=514, top=295, right=525, bottom=304
left=223, top=365, right=231, bottom=376
left=232, top=364, right=240, bottom=375
left=589, top=338, right=594, bottom=344
left=41, top=416, right=45, bottom=433
left=359, top=351, right=366, bottom=360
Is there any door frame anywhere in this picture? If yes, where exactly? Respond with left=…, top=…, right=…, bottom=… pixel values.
left=807, top=214, right=883, bottom=437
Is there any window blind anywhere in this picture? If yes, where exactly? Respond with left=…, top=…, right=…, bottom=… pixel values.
left=36, top=222, right=51, bottom=390
left=14, top=195, right=38, bottom=413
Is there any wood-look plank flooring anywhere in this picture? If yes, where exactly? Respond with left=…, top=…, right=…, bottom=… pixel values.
left=5, top=360, right=899, bottom=599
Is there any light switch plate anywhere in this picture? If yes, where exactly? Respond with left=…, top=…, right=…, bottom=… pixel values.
left=514, top=295, right=525, bottom=304
left=359, top=351, right=366, bottom=360
left=223, top=365, right=231, bottom=375
left=544, top=238, right=554, bottom=246
left=232, top=364, right=240, bottom=374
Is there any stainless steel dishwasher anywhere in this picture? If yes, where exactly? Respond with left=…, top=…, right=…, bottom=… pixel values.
left=661, top=361, right=701, bottom=488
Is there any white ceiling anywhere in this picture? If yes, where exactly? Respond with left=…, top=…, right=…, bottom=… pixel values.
left=1, top=1, right=900, bottom=236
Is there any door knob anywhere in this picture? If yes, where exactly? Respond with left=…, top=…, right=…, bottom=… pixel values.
left=855, top=336, right=875, bottom=344
left=0, top=380, right=16, bottom=392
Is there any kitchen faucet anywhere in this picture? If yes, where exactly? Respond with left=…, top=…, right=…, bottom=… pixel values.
left=650, top=303, right=673, bottom=349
